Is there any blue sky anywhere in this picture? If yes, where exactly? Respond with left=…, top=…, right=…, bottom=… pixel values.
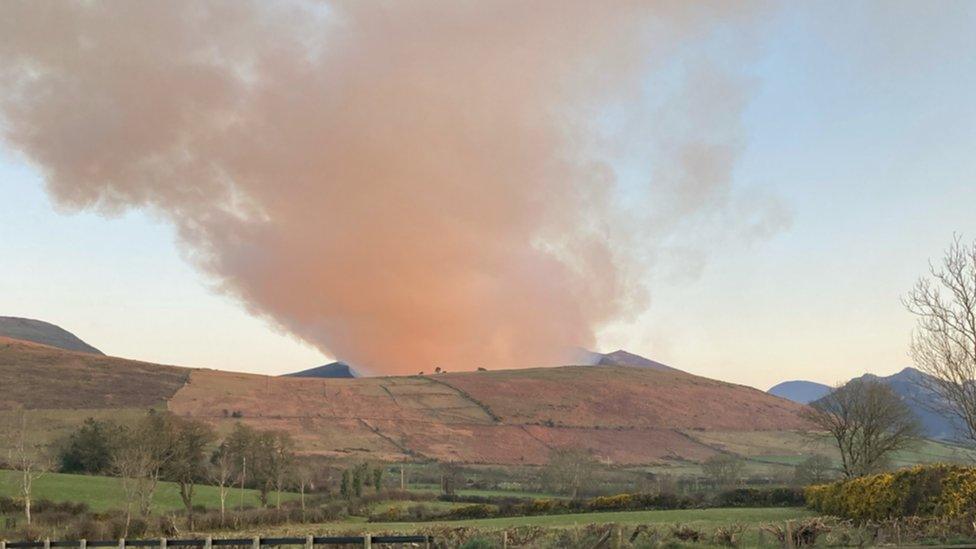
left=1, top=2, right=974, bottom=388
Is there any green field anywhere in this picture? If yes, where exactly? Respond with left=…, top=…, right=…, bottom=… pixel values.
left=227, top=506, right=818, bottom=549
left=0, top=470, right=295, bottom=512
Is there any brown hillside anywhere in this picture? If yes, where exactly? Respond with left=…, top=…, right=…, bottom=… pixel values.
left=0, top=337, right=188, bottom=410
left=168, top=364, right=812, bottom=465
left=0, top=339, right=812, bottom=465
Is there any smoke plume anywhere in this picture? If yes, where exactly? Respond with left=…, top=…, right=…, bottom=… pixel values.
left=0, top=1, right=778, bottom=374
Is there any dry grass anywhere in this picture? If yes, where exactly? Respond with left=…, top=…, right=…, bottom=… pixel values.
left=1, top=337, right=815, bottom=467
left=0, top=337, right=188, bottom=410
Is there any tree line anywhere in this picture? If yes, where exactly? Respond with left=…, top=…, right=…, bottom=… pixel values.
left=54, top=412, right=301, bottom=532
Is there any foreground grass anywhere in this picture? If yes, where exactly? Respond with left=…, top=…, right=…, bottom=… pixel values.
left=0, top=470, right=295, bottom=512
left=223, top=506, right=816, bottom=536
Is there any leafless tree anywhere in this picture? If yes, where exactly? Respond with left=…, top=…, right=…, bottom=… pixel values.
left=905, top=235, right=976, bottom=446
left=701, top=454, right=744, bottom=488
left=163, top=416, right=215, bottom=530
left=793, top=454, right=834, bottom=485
left=6, top=407, right=47, bottom=529
left=803, top=379, right=920, bottom=478
left=291, top=462, right=315, bottom=522
left=544, top=447, right=598, bottom=499
left=209, top=442, right=235, bottom=526
left=111, top=411, right=178, bottom=534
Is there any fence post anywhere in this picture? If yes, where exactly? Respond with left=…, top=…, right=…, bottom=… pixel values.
left=80, top=540, right=87, bottom=549
left=119, top=538, right=126, bottom=549
left=44, top=539, right=51, bottom=549
left=160, top=538, right=167, bottom=549
left=252, top=536, right=260, bottom=549
left=363, top=533, right=371, bottom=549
left=203, top=538, right=211, bottom=549
left=501, top=531, right=507, bottom=549
left=304, top=535, right=312, bottom=549
left=1, top=539, right=6, bottom=549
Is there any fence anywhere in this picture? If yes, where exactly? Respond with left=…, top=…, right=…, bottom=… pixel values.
left=0, top=535, right=433, bottom=549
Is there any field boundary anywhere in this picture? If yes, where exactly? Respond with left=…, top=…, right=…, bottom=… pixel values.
left=416, top=376, right=502, bottom=423
left=0, top=534, right=432, bottom=549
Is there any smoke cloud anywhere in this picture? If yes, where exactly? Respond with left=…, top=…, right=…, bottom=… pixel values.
left=0, top=1, right=780, bottom=374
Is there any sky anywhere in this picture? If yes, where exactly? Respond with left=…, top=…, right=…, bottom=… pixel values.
left=1, top=2, right=974, bottom=390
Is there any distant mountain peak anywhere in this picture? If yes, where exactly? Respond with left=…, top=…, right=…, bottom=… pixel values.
left=283, top=361, right=358, bottom=379
left=769, top=367, right=961, bottom=441
left=570, top=348, right=679, bottom=372
left=767, top=380, right=832, bottom=405
left=0, top=316, right=102, bottom=355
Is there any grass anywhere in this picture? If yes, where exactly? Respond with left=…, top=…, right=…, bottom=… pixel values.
left=222, top=506, right=817, bottom=545
left=0, top=469, right=295, bottom=512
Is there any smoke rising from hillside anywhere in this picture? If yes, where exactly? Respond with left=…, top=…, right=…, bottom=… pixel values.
left=0, top=1, right=778, bottom=374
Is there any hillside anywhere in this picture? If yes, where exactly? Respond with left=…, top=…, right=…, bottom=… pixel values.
left=0, top=316, right=102, bottom=354
left=0, top=341, right=813, bottom=466
left=0, top=337, right=187, bottom=410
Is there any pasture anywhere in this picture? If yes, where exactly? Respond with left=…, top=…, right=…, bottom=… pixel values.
left=0, top=470, right=293, bottom=512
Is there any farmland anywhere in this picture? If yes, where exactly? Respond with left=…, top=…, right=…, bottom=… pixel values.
left=0, top=470, right=292, bottom=512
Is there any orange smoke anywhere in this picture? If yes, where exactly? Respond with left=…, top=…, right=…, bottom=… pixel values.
left=0, top=1, right=777, bottom=374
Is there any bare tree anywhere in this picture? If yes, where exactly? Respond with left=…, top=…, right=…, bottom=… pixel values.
left=111, top=411, right=179, bottom=534
left=701, top=454, right=744, bottom=488
left=164, top=416, right=215, bottom=530
left=7, top=408, right=46, bottom=529
left=209, top=442, right=235, bottom=526
left=803, top=379, right=920, bottom=478
left=905, top=235, right=976, bottom=446
left=544, top=447, right=598, bottom=499
left=292, top=462, right=315, bottom=522
left=793, top=454, right=834, bottom=486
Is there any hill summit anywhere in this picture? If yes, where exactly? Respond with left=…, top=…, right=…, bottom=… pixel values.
left=283, top=361, right=358, bottom=378
left=0, top=316, right=102, bottom=354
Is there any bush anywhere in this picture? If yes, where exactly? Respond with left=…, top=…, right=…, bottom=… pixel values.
left=445, top=504, right=495, bottom=520
left=459, top=538, right=496, bottom=549
left=805, top=464, right=976, bottom=521
left=716, top=487, right=805, bottom=508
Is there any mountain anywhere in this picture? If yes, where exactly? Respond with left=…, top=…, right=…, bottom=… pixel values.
left=571, top=348, right=679, bottom=372
left=594, top=349, right=679, bottom=372
left=768, top=367, right=960, bottom=441
left=283, top=361, right=358, bottom=378
left=857, top=367, right=959, bottom=441
left=0, top=316, right=102, bottom=354
left=768, top=380, right=832, bottom=404
left=0, top=339, right=811, bottom=465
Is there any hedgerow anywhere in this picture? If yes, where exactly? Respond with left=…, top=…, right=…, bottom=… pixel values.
left=805, top=464, right=976, bottom=521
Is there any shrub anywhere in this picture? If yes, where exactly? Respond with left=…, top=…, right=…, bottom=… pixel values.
left=445, top=504, right=495, bottom=520
left=669, top=524, right=703, bottom=542
left=806, top=464, right=976, bottom=520
left=459, top=538, right=496, bottom=549
left=716, top=487, right=805, bottom=508
left=713, top=523, right=745, bottom=547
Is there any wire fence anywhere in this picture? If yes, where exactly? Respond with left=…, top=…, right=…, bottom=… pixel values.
left=0, top=535, right=432, bottom=549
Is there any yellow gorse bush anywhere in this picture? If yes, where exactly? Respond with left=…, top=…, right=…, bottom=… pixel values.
left=805, top=464, right=976, bottom=520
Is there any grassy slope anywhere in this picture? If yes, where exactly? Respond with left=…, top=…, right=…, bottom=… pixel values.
left=0, top=470, right=295, bottom=512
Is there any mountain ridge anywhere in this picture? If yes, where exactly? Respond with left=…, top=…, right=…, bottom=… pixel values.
left=0, top=316, right=102, bottom=355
